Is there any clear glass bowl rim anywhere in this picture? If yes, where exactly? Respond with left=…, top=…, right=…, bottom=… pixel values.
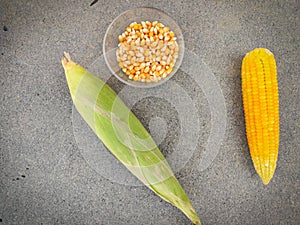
left=103, top=7, right=185, bottom=88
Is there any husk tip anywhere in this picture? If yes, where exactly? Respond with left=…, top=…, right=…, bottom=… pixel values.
left=64, top=52, right=71, bottom=61
left=61, top=52, right=73, bottom=68
left=194, top=220, right=201, bottom=225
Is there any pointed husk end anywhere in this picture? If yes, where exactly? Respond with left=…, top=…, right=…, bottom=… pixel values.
left=61, top=52, right=87, bottom=100
left=61, top=52, right=75, bottom=70
left=193, top=219, right=201, bottom=225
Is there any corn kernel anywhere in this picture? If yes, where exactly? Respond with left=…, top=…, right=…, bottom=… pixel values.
left=156, top=65, right=162, bottom=71
left=140, top=62, right=146, bottom=68
left=157, top=22, right=164, bottom=28
left=152, top=21, right=158, bottom=26
left=159, top=68, right=165, bottom=75
left=162, top=58, right=168, bottom=64
left=169, top=43, right=176, bottom=50
left=167, top=67, right=173, bottom=73
left=143, top=28, right=149, bottom=33
left=144, top=66, right=150, bottom=73
left=163, top=27, right=169, bottom=32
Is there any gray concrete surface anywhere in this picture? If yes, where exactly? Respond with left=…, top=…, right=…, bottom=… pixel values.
left=1, top=0, right=299, bottom=224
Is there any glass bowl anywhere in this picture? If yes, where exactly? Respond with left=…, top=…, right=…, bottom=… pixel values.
left=103, top=7, right=184, bottom=88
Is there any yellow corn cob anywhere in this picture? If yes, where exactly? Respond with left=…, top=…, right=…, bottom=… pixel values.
left=241, top=48, right=280, bottom=185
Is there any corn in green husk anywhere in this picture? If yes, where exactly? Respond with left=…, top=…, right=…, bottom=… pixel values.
left=61, top=53, right=200, bottom=225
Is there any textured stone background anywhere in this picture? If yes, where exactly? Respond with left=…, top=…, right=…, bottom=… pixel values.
left=1, top=0, right=299, bottom=224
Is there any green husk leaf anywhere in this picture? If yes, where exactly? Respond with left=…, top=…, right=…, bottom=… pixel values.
left=61, top=52, right=201, bottom=225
